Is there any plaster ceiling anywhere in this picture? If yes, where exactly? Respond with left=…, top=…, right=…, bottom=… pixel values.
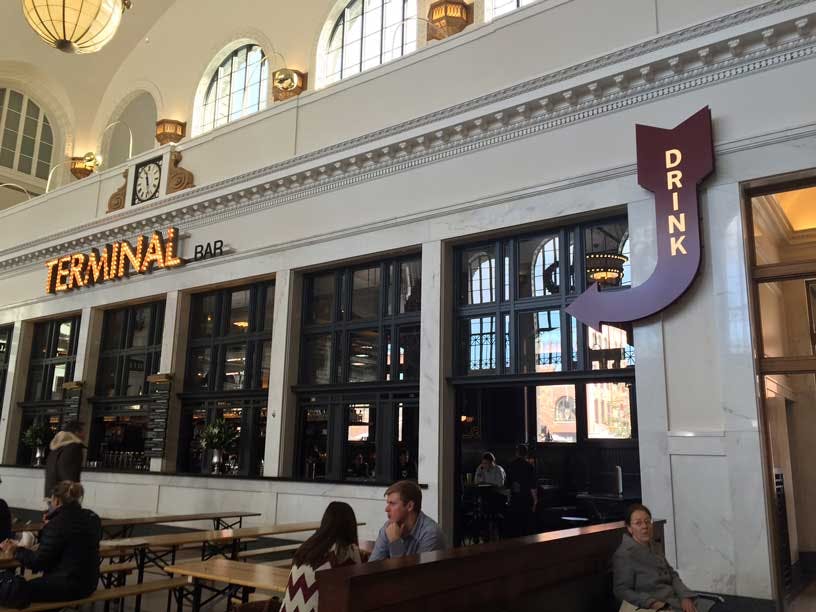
left=0, top=1, right=175, bottom=138
left=775, top=187, right=816, bottom=232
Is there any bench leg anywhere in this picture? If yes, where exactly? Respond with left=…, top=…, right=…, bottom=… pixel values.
left=192, top=579, right=202, bottom=612
left=135, top=547, right=146, bottom=612
left=165, top=547, right=177, bottom=612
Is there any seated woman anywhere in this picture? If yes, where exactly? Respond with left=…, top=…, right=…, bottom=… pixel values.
left=280, top=501, right=363, bottom=612
left=613, top=504, right=713, bottom=612
left=0, top=481, right=101, bottom=608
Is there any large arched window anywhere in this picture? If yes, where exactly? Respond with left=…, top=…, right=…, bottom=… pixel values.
left=486, top=0, right=537, bottom=21
left=0, top=88, right=53, bottom=180
left=319, top=0, right=417, bottom=87
left=197, top=44, right=269, bottom=134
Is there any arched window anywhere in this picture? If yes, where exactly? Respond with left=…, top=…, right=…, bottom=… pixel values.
left=0, top=88, right=53, bottom=180
left=467, top=252, right=495, bottom=305
left=197, top=44, right=269, bottom=134
left=320, top=0, right=417, bottom=87
left=486, top=0, right=538, bottom=21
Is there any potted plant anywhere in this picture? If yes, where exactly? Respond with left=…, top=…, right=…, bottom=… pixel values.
left=22, top=422, right=51, bottom=467
left=200, top=418, right=239, bottom=475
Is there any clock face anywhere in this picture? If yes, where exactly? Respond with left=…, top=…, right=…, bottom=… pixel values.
left=133, top=158, right=162, bottom=205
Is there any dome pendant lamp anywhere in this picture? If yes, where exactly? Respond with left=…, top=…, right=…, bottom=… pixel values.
left=22, top=0, right=133, bottom=54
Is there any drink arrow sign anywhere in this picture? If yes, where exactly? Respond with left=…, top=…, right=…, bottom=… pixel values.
left=566, top=107, right=715, bottom=330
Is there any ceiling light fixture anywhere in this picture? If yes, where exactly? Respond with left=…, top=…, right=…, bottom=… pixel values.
left=22, top=0, right=133, bottom=54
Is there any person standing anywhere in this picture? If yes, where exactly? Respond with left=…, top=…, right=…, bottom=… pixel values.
left=504, top=444, right=537, bottom=538
left=44, top=421, right=84, bottom=504
left=369, top=480, right=445, bottom=561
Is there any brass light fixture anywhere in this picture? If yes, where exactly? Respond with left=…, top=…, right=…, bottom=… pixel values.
left=155, top=119, right=187, bottom=145
left=70, top=152, right=100, bottom=179
left=272, top=68, right=307, bottom=102
left=22, top=0, right=133, bottom=54
left=427, top=0, right=472, bottom=41
left=586, top=252, right=628, bottom=286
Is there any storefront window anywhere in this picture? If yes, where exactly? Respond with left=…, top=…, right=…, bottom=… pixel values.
left=297, top=391, right=419, bottom=483
left=177, top=399, right=266, bottom=476
left=453, top=216, right=636, bottom=444
left=297, top=255, right=421, bottom=483
left=536, top=384, right=577, bottom=443
left=90, top=302, right=164, bottom=470
left=25, top=316, right=80, bottom=402
left=185, top=281, right=275, bottom=392
left=180, top=281, right=274, bottom=477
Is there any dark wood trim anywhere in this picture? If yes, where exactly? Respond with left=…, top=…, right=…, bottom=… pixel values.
left=754, top=260, right=816, bottom=282
left=758, top=356, right=816, bottom=375
left=318, top=521, right=629, bottom=612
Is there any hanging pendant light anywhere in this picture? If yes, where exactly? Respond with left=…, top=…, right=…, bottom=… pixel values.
left=22, top=0, right=133, bottom=54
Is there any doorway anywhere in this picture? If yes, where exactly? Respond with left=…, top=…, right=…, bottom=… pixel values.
left=747, top=181, right=816, bottom=610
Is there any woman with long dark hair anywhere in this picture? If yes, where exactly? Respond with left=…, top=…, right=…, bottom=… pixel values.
left=280, top=501, right=362, bottom=612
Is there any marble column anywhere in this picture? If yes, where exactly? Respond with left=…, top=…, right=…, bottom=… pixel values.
left=161, top=291, right=191, bottom=473
left=73, top=306, right=103, bottom=436
left=0, top=322, right=30, bottom=464
left=419, top=240, right=455, bottom=538
left=265, top=269, right=300, bottom=477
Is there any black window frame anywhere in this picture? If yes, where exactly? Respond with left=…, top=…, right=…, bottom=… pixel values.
left=298, top=255, right=421, bottom=387
left=25, top=316, right=80, bottom=402
left=178, top=280, right=275, bottom=477
left=295, top=390, right=419, bottom=483
left=452, top=215, right=636, bottom=445
left=184, top=282, right=275, bottom=393
left=94, top=301, right=165, bottom=399
left=177, top=397, right=268, bottom=477
left=295, top=255, right=422, bottom=483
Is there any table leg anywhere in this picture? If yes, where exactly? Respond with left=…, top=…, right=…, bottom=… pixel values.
left=192, top=579, right=203, bottom=612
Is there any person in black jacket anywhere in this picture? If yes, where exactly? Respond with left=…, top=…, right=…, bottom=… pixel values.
left=0, top=481, right=101, bottom=606
left=44, top=421, right=85, bottom=503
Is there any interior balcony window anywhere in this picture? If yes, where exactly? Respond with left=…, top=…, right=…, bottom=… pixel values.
left=197, top=44, right=269, bottom=134
left=319, top=0, right=417, bottom=87
left=486, top=0, right=538, bottom=21
left=0, top=88, right=53, bottom=180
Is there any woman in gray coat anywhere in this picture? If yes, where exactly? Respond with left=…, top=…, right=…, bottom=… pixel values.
left=613, top=504, right=713, bottom=612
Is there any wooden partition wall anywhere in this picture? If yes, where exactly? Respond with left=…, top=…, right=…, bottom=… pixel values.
left=318, top=521, right=662, bottom=612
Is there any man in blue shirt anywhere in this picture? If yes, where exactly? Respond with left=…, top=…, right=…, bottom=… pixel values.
left=369, top=480, right=445, bottom=561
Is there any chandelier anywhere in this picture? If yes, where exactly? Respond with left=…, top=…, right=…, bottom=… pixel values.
left=22, top=0, right=133, bottom=54
left=586, top=252, right=628, bottom=286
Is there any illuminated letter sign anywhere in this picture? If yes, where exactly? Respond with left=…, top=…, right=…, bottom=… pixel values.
left=45, top=227, right=185, bottom=294
left=566, top=107, right=715, bottom=330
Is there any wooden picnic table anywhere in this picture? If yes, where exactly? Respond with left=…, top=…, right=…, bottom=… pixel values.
left=13, top=510, right=261, bottom=538
left=102, top=521, right=330, bottom=612
left=167, top=559, right=290, bottom=612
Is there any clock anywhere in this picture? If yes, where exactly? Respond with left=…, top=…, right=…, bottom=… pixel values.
left=132, top=157, right=163, bottom=205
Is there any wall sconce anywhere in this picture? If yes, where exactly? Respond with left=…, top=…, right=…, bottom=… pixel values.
left=272, top=68, right=307, bottom=102
left=427, top=0, right=472, bottom=40
left=155, top=119, right=187, bottom=145
left=70, top=152, right=100, bottom=179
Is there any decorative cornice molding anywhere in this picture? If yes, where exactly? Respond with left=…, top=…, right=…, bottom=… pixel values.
left=1, top=2, right=815, bottom=276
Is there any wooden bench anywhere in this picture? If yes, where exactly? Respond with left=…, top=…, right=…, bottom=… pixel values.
left=0, top=576, right=188, bottom=612
left=235, top=543, right=300, bottom=560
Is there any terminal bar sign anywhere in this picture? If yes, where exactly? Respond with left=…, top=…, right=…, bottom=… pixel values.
left=44, top=227, right=184, bottom=294
left=566, top=107, right=715, bottom=330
